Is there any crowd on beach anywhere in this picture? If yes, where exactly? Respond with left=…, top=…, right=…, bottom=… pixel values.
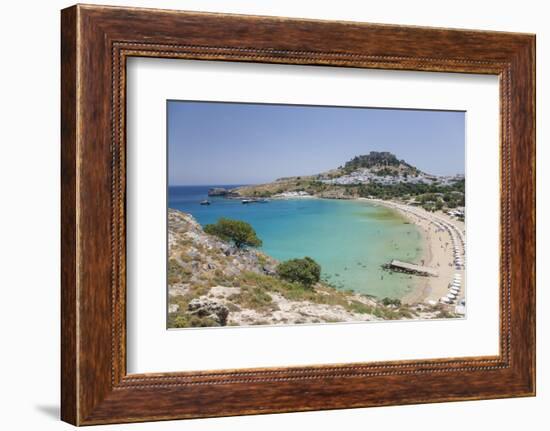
left=368, top=199, right=466, bottom=314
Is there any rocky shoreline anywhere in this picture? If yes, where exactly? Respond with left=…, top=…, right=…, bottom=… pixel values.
left=167, top=209, right=457, bottom=328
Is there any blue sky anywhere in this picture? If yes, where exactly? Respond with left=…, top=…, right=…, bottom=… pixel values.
left=168, top=101, right=465, bottom=186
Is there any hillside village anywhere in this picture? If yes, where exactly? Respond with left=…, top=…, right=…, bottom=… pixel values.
left=231, top=152, right=465, bottom=217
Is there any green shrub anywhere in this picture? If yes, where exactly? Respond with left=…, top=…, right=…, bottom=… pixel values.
left=277, top=257, right=321, bottom=289
left=437, top=309, right=457, bottom=319
left=204, top=218, right=262, bottom=248
left=168, top=313, right=221, bottom=328
left=167, top=258, right=191, bottom=284
left=381, top=297, right=402, bottom=307
left=348, top=300, right=374, bottom=314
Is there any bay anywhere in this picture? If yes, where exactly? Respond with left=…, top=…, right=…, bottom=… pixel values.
left=168, top=185, right=424, bottom=299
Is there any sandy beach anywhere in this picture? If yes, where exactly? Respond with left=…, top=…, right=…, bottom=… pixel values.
left=363, top=199, right=466, bottom=308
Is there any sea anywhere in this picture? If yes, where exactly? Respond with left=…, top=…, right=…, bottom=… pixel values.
left=168, top=185, right=424, bottom=300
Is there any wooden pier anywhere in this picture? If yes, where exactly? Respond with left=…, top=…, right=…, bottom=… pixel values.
left=383, top=260, right=438, bottom=277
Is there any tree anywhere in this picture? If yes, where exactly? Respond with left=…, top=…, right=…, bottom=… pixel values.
left=204, top=218, right=262, bottom=249
left=277, top=257, right=321, bottom=289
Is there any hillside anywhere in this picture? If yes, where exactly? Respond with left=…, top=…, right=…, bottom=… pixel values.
left=167, top=209, right=454, bottom=328
left=231, top=151, right=464, bottom=210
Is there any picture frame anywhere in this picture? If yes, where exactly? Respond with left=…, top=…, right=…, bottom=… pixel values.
left=61, top=4, right=535, bottom=425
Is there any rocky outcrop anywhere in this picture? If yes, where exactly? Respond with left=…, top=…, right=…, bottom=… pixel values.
left=188, top=298, right=229, bottom=326
left=207, top=187, right=238, bottom=197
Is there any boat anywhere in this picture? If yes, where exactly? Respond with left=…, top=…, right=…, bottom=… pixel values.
left=242, top=198, right=269, bottom=204
left=200, top=199, right=211, bottom=205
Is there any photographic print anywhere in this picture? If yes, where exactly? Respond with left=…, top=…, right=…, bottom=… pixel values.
left=167, top=101, right=466, bottom=329
left=60, top=7, right=536, bottom=423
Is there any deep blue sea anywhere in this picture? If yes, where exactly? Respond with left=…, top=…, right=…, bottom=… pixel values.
left=169, top=185, right=424, bottom=299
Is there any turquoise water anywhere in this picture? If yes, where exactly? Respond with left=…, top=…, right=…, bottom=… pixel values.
left=169, top=186, right=423, bottom=299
